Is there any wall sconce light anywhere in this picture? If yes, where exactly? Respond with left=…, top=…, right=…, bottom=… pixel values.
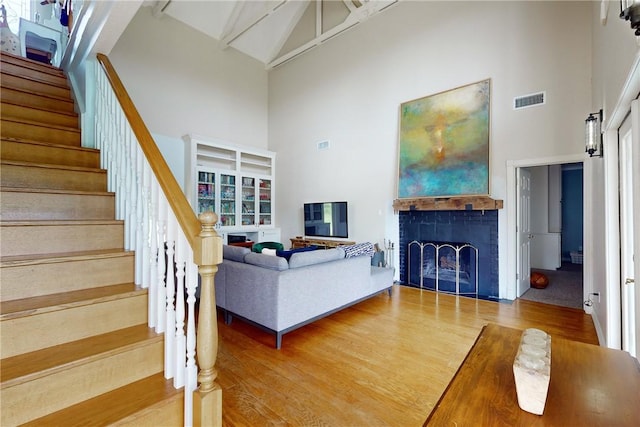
left=620, top=0, right=640, bottom=35
left=585, top=109, right=603, bottom=158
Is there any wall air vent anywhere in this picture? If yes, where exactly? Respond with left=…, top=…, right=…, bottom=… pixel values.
left=317, top=140, right=330, bottom=150
left=514, top=91, right=546, bottom=110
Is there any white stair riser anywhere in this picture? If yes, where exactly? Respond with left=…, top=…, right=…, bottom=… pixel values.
left=1, top=254, right=135, bottom=301
left=0, top=191, right=115, bottom=221
left=1, top=294, right=148, bottom=359
left=0, top=340, right=163, bottom=426
left=0, top=223, right=124, bottom=257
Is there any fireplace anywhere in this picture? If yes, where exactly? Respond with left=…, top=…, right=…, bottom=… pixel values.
left=398, top=209, right=499, bottom=299
left=408, top=240, right=478, bottom=296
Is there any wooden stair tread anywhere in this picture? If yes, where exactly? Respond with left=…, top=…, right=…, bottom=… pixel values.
left=0, top=116, right=79, bottom=133
left=0, top=248, right=133, bottom=266
left=0, top=68, right=68, bottom=89
left=1, top=159, right=103, bottom=172
left=0, top=52, right=64, bottom=76
left=0, top=219, right=123, bottom=226
left=1, top=99, right=79, bottom=118
left=1, top=324, right=161, bottom=385
left=0, top=86, right=74, bottom=105
left=0, top=186, right=114, bottom=197
left=0, top=283, right=145, bottom=318
left=0, top=137, right=98, bottom=153
left=20, top=373, right=182, bottom=427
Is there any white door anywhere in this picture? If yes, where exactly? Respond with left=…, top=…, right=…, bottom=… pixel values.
left=620, top=99, right=640, bottom=358
left=517, top=168, right=532, bottom=297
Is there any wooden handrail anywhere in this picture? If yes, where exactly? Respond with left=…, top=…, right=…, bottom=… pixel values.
left=96, top=53, right=201, bottom=246
left=96, top=53, right=222, bottom=426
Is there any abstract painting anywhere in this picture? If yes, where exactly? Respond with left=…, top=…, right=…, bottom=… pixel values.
left=398, top=79, right=490, bottom=198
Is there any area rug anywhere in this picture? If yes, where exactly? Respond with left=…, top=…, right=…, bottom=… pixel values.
left=520, top=268, right=583, bottom=309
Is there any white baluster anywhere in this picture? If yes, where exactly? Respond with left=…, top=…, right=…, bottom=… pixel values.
left=164, top=214, right=177, bottom=379
left=141, top=161, right=152, bottom=288
left=174, top=230, right=187, bottom=389
left=156, top=193, right=168, bottom=333
left=148, top=178, right=160, bottom=327
left=127, top=129, right=138, bottom=252
left=184, top=252, right=198, bottom=427
left=135, top=144, right=145, bottom=285
left=122, top=129, right=133, bottom=248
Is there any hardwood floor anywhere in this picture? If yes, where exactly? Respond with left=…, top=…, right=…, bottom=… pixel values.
left=216, top=284, right=597, bottom=426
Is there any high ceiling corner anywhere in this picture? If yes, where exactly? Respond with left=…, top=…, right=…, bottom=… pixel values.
left=149, top=0, right=398, bottom=69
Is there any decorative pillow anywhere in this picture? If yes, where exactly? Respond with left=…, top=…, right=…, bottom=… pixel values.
left=262, top=248, right=277, bottom=256
left=289, top=247, right=345, bottom=269
left=275, top=245, right=318, bottom=261
left=223, top=245, right=251, bottom=262
left=340, top=242, right=375, bottom=258
left=252, top=241, right=284, bottom=253
left=243, top=252, right=289, bottom=271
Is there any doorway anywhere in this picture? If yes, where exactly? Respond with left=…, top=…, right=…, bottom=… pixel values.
left=517, top=163, right=584, bottom=309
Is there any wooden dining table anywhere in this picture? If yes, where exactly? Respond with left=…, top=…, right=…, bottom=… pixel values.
left=425, top=323, right=640, bottom=426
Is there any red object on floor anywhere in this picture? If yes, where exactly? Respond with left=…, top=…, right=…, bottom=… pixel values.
left=530, top=272, right=549, bottom=289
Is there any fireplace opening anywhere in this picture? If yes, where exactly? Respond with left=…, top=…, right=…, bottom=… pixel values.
left=399, top=210, right=499, bottom=299
left=408, top=241, right=478, bottom=296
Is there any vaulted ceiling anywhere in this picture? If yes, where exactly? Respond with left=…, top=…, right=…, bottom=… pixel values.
left=147, top=0, right=398, bottom=69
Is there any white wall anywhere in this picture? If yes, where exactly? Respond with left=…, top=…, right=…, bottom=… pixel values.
left=269, top=1, right=592, bottom=295
left=108, top=6, right=269, bottom=150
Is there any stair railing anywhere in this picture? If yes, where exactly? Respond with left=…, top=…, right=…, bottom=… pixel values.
left=94, top=53, right=222, bottom=427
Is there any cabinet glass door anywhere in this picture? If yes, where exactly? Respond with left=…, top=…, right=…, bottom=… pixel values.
left=197, top=171, right=215, bottom=214
left=219, top=174, right=236, bottom=227
left=241, top=176, right=256, bottom=226
left=259, top=179, right=272, bottom=225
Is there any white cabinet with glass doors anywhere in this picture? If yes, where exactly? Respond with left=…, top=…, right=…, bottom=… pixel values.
left=185, top=135, right=277, bottom=241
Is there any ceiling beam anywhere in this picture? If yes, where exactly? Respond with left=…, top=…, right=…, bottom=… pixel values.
left=151, top=0, right=172, bottom=18
left=267, top=0, right=397, bottom=69
left=265, top=1, right=312, bottom=63
left=221, top=0, right=287, bottom=48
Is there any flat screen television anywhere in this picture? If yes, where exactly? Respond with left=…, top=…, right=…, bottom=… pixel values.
left=303, top=201, right=348, bottom=238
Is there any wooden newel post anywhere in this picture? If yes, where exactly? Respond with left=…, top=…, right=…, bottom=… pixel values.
left=193, top=211, right=223, bottom=427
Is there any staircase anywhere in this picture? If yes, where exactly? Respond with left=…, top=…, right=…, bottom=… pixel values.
left=0, top=53, right=183, bottom=426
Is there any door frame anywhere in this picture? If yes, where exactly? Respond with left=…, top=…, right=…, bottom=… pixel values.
left=602, top=53, right=640, bottom=350
left=506, top=154, right=585, bottom=301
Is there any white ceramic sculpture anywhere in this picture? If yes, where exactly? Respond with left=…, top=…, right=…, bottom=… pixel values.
left=513, top=328, right=551, bottom=415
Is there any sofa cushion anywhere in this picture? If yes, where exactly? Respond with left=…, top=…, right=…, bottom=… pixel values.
left=244, top=252, right=289, bottom=271
left=223, top=245, right=251, bottom=262
left=261, top=248, right=277, bottom=256
left=275, top=245, right=318, bottom=261
left=288, top=247, right=345, bottom=269
left=340, top=242, right=375, bottom=258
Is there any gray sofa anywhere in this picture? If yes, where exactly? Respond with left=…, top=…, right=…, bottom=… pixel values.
left=215, top=244, right=394, bottom=348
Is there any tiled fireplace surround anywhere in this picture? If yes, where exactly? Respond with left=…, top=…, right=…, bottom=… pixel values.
left=398, top=209, right=499, bottom=299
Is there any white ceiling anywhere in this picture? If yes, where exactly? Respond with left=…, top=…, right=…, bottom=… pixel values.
left=146, top=0, right=398, bottom=69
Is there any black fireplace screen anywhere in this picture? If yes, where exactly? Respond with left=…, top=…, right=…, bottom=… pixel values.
left=407, top=241, right=478, bottom=296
